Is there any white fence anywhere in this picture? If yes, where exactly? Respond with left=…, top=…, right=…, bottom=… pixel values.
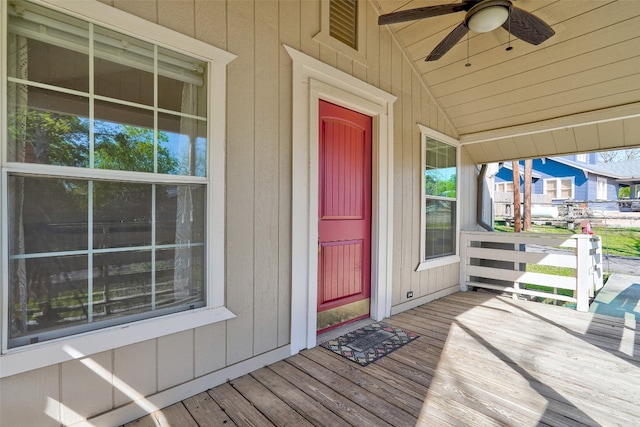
left=460, top=231, right=604, bottom=312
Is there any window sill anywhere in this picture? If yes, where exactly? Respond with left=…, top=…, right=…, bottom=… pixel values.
left=0, top=305, right=235, bottom=378
left=416, top=255, right=460, bottom=272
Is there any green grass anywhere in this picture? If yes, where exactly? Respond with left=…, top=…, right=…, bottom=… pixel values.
left=525, top=265, right=575, bottom=298
left=494, top=224, right=640, bottom=258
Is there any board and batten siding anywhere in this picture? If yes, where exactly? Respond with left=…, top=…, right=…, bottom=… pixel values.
left=0, top=1, right=473, bottom=425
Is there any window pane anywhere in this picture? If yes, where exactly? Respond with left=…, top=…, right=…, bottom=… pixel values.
left=9, top=176, right=89, bottom=253
left=425, top=199, right=456, bottom=259
left=8, top=9, right=90, bottom=92
left=157, top=246, right=205, bottom=307
left=9, top=255, right=89, bottom=347
left=156, top=185, right=206, bottom=245
left=546, top=180, right=557, bottom=198
left=597, top=178, right=606, bottom=200
left=158, top=113, right=207, bottom=176
left=7, top=83, right=90, bottom=166
left=560, top=179, right=572, bottom=198
left=158, top=47, right=207, bottom=116
left=94, top=26, right=154, bottom=106
left=425, top=138, right=456, bottom=198
left=93, top=181, right=153, bottom=249
left=93, top=250, right=152, bottom=318
left=94, top=101, right=158, bottom=172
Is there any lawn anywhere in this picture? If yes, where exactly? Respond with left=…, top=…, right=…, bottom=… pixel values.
left=494, top=224, right=640, bottom=258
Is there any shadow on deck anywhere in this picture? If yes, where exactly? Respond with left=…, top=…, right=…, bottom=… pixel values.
left=126, top=291, right=640, bottom=426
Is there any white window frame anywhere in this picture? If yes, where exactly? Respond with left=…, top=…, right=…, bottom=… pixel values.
left=596, top=176, right=607, bottom=200
left=416, top=125, right=460, bottom=272
left=314, top=0, right=368, bottom=67
left=543, top=177, right=574, bottom=200
left=496, top=182, right=513, bottom=192
left=0, top=0, right=236, bottom=378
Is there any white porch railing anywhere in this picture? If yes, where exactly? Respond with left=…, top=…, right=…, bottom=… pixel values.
left=460, top=231, right=604, bottom=312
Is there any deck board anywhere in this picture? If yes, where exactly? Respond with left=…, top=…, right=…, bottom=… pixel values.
left=124, top=291, right=640, bottom=427
left=182, top=392, right=237, bottom=427
left=250, top=366, right=351, bottom=427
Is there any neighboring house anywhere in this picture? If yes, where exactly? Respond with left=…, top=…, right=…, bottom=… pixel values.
left=1, top=1, right=640, bottom=426
left=494, top=155, right=636, bottom=213
left=575, top=158, right=640, bottom=211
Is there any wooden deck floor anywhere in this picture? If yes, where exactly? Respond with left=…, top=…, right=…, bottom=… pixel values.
left=125, top=291, right=640, bottom=426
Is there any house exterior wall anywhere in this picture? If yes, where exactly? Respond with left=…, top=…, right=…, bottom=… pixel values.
left=496, top=159, right=589, bottom=201
left=0, top=1, right=465, bottom=425
left=495, top=159, right=621, bottom=211
left=585, top=175, right=620, bottom=211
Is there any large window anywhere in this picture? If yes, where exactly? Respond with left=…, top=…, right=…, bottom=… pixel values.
left=419, top=128, right=458, bottom=266
left=3, top=1, right=231, bottom=353
left=544, top=177, right=573, bottom=201
left=495, top=182, right=513, bottom=192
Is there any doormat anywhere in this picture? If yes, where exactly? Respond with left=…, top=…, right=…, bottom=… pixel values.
left=320, top=322, right=419, bottom=366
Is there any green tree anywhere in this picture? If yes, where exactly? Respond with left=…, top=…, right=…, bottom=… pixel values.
left=9, top=110, right=89, bottom=166
left=11, top=109, right=179, bottom=174
left=425, top=168, right=456, bottom=198
left=94, top=123, right=178, bottom=174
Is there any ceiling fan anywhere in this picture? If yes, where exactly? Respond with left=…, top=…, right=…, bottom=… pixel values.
left=378, top=0, right=555, bottom=61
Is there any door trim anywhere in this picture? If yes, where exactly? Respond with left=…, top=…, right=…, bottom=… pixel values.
left=285, top=45, right=397, bottom=352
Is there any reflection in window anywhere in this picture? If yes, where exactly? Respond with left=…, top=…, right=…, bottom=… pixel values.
left=6, top=2, right=209, bottom=348
left=423, top=136, right=457, bottom=260
left=7, top=5, right=206, bottom=177
left=8, top=175, right=206, bottom=347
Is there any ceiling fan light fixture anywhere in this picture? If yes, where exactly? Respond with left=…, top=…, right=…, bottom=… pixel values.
left=466, top=1, right=511, bottom=33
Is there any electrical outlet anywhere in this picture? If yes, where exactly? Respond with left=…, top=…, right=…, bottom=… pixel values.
left=407, top=291, right=413, bottom=298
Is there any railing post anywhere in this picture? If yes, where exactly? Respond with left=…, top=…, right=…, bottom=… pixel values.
left=513, top=241, right=521, bottom=301
left=460, top=232, right=468, bottom=291
left=592, top=235, right=604, bottom=295
left=575, top=235, right=591, bottom=312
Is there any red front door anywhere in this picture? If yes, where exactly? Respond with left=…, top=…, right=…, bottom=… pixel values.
left=317, top=100, right=372, bottom=333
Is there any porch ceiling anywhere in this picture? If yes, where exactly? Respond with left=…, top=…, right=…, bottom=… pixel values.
left=374, top=0, right=640, bottom=163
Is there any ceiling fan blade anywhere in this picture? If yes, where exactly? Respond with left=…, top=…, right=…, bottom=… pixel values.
left=426, top=23, right=469, bottom=61
left=378, top=3, right=472, bottom=26
left=503, top=6, right=555, bottom=45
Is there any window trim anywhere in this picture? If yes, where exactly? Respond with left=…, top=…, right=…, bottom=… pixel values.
left=314, top=0, right=368, bottom=67
left=416, top=125, right=460, bottom=272
left=0, top=0, right=236, bottom=378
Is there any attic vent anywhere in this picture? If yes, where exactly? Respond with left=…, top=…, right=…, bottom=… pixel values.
left=330, top=0, right=357, bottom=49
